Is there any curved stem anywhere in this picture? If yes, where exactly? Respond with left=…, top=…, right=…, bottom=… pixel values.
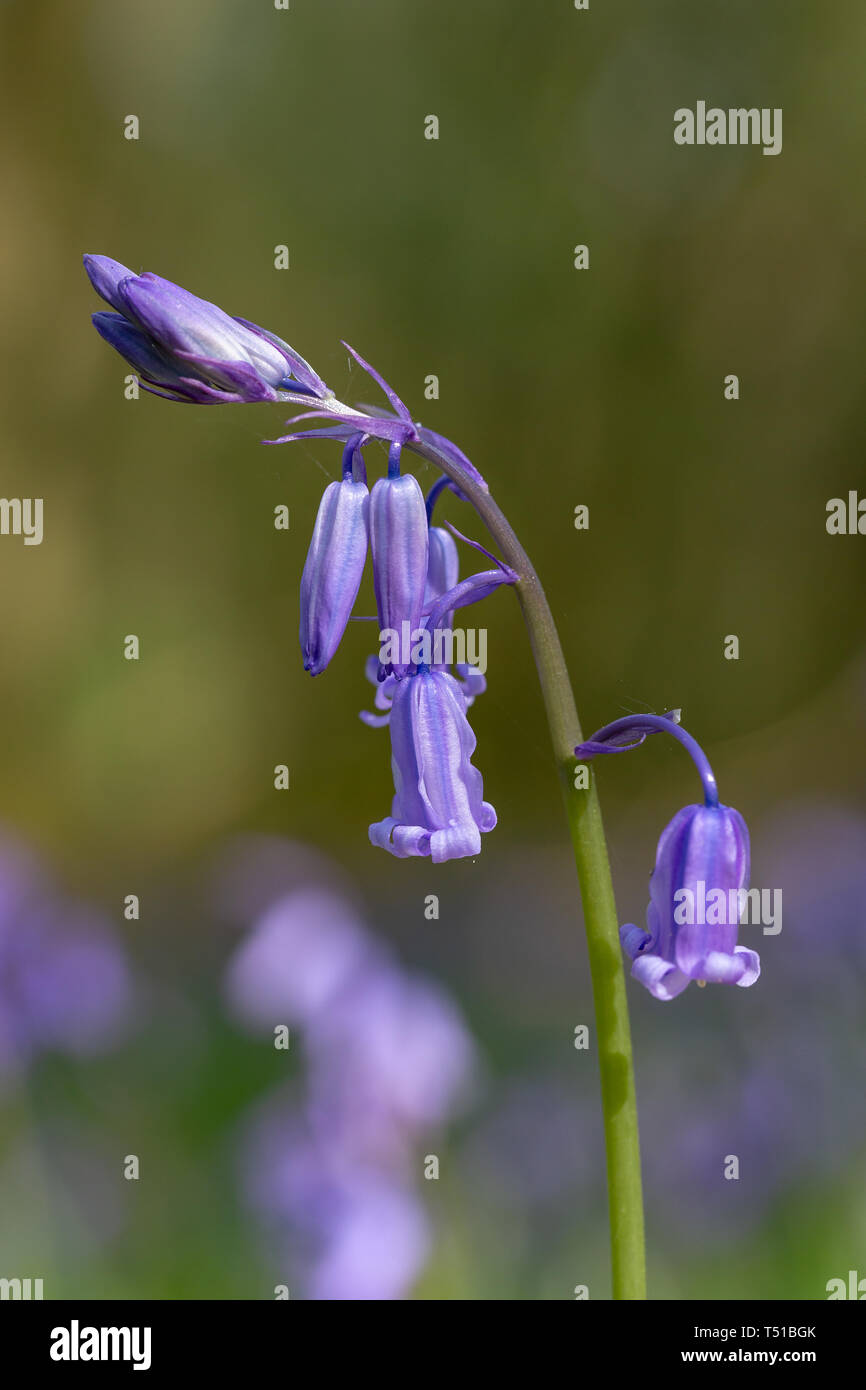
left=405, top=437, right=646, bottom=1300
left=578, top=713, right=719, bottom=808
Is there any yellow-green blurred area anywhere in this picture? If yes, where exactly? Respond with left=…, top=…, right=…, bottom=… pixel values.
left=0, top=0, right=864, bottom=1299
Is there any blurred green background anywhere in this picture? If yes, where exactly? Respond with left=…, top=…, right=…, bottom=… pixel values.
left=0, top=0, right=864, bottom=1299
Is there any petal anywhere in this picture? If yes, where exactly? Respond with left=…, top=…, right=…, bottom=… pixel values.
left=273, top=411, right=416, bottom=444
left=359, top=710, right=391, bottom=729
left=390, top=824, right=433, bottom=857
left=173, top=351, right=279, bottom=401
left=299, top=479, right=369, bottom=675
left=413, top=673, right=495, bottom=843
left=91, top=312, right=227, bottom=402
left=233, top=317, right=329, bottom=396
left=424, top=527, right=460, bottom=608
left=423, top=567, right=517, bottom=634
left=620, top=923, right=652, bottom=960
left=429, top=822, right=482, bottom=863
left=92, top=311, right=185, bottom=384
left=163, top=378, right=245, bottom=403
left=692, top=951, right=749, bottom=985
left=84, top=254, right=136, bottom=312
left=264, top=424, right=360, bottom=446
left=368, top=817, right=430, bottom=858
left=631, top=952, right=692, bottom=1001
left=370, top=669, right=496, bottom=862
left=647, top=805, right=701, bottom=965
left=341, top=341, right=414, bottom=423
left=673, top=805, right=750, bottom=977
left=734, top=946, right=761, bottom=988
left=454, top=664, right=486, bottom=700
left=119, top=274, right=289, bottom=385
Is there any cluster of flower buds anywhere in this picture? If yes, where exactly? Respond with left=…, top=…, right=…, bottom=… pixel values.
left=576, top=713, right=761, bottom=1000
left=85, top=256, right=515, bottom=863
left=84, top=255, right=330, bottom=404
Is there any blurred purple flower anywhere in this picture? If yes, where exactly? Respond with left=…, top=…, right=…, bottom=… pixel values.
left=305, top=962, right=475, bottom=1166
left=0, top=836, right=132, bottom=1084
left=224, top=887, right=371, bottom=1031
left=225, top=838, right=476, bottom=1299
left=241, top=1101, right=430, bottom=1301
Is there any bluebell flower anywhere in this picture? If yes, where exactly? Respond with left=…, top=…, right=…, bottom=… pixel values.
left=576, top=713, right=761, bottom=1000
left=621, top=802, right=759, bottom=1000
left=84, top=254, right=329, bottom=403
left=299, top=435, right=370, bottom=675
left=360, top=655, right=485, bottom=728
left=369, top=445, right=429, bottom=678
left=369, top=665, right=496, bottom=862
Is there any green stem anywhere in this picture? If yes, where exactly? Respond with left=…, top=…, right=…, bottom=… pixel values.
left=407, top=438, right=647, bottom=1300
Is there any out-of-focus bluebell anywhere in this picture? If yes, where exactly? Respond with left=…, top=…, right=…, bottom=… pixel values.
left=224, top=837, right=477, bottom=1299
left=241, top=1100, right=430, bottom=1301
left=225, top=886, right=371, bottom=1032
left=0, top=835, right=132, bottom=1086
left=305, top=960, right=476, bottom=1165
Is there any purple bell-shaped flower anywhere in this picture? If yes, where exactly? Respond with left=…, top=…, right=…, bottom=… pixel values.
left=577, top=713, right=761, bottom=1000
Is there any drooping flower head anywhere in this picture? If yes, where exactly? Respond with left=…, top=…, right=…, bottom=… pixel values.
left=85, top=256, right=509, bottom=859
left=576, top=712, right=760, bottom=1000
